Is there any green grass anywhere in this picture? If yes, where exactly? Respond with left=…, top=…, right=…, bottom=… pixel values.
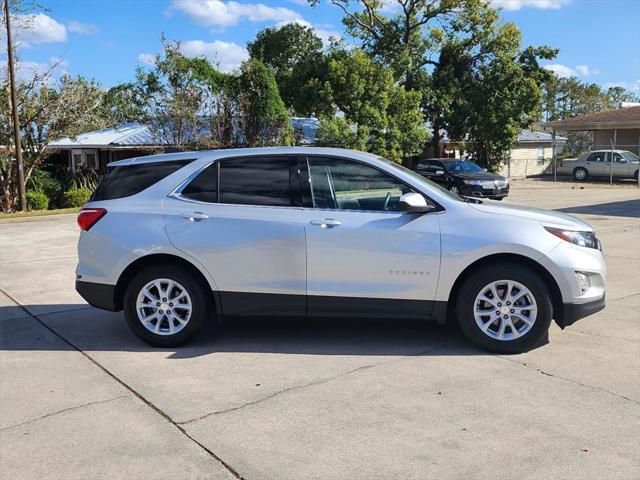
left=0, top=207, right=80, bottom=219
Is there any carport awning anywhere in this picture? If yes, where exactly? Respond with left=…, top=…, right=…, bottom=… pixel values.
left=540, top=106, right=640, bottom=131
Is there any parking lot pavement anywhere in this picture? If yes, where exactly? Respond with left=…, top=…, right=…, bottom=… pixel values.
left=1, top=182, right=639, bottom=480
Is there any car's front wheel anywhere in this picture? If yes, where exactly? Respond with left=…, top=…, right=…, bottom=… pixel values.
left=456, top=263, right=552, bottom=353
left=123, top=266, right=210, bottom=347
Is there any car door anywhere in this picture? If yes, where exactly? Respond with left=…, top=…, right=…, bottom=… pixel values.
left=302, top=156, right=441, bottom=319
left=163, top=156, right=307, bottom=316
left=586, top=152, right=607, bottom=176
left=610, top=152, right=631, bottom=178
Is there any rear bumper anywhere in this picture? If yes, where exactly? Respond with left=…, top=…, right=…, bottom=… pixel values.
left=556, top=295, right=605, bottom=329
left=76, top=280, right=120, bottom=311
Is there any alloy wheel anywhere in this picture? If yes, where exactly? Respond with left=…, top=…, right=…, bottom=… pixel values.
left=473, top=279, right=537, bottom=341
left=136, top=278, right=192, bottom=336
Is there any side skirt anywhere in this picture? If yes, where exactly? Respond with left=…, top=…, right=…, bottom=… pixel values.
left=218, top=291, right=447, bottom=322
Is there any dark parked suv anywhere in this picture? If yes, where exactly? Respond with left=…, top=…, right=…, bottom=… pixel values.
left=415, top=158, right=509, bottom=200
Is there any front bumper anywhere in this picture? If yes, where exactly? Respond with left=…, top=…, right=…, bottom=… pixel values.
left=556, top=294, right=605, bottom=328
left=76, top=280, right=120, bottom=311
left=461, top=184, right=510, bottom=199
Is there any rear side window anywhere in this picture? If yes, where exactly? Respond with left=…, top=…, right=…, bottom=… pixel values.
left=219, top=157, right=296, bottom=207
left=181, top=163, right=218, bottom=203
left=91, top=160, right=193, bottom=201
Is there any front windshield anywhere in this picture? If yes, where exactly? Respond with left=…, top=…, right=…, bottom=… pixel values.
left=442, top=160, right=483, bottom=173
left=623, top=151, right=640, bottom=162
left=378, top=158, right=463, bottom=201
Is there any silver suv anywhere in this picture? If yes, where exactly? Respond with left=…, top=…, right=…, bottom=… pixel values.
left=75, top=147, right=606, bottom=353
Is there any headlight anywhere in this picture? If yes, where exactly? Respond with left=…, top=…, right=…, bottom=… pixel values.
left=545, top=227, right=600, bottom=250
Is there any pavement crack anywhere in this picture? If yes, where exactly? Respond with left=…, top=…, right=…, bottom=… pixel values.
left=179, top=363, right=378, bottom=425
left=497, top=355, right=639, bottom=405
left=179, top=344, right=445, bottom=425
left=0, top=288, right=245, bottom=480
left=0, top=395, right=130, bottom=432
left=611, top=292, right=640, bottom=302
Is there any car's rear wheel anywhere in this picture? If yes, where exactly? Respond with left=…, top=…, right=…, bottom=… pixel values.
left=574, top=167, right=588, bottom=181
left=456, top=263, right=552, bottom=353
left=123, top=266, right=210, bottom=347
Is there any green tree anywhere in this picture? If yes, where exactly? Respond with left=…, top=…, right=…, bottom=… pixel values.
left=136, top=40, right=292, bottom=149
left=248, top=23, right=333, bottom=117
left=315, top=49, right=428, bottom=162
left=314, top=0, right=556, bottom=169
left=0, top=73, right=107, bottom=211
left=234, top=59, right=293, bottom=146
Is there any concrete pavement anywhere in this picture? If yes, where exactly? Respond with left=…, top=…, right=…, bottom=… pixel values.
left=1, top=180, right=639, bottom=479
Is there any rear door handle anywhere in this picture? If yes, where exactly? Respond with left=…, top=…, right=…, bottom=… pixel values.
left=180, top=211, right=209, bottom=222
left=310, top=218, right=342, bottom=228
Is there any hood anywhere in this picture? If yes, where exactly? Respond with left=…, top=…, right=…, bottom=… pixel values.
left=469, top=200, right=592, bottom=230
left=453, top=171, right=505, bottom=181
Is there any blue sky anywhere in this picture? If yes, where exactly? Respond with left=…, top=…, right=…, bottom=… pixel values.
left=8, top=0, right=640, bottom=92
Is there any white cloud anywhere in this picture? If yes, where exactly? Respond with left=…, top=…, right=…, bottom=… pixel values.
left=138, top=53, right=156, bottom=66
left=67, top=20, right=100, bottom=35
left=7, top=13, right=67, bottom=48
left=574, top=64, right=590, bottom=76
left=1, top=57, right=69, bottom=85
left=170, top=0, right=302, bottom=27
left=604, top=80, right=640, bottom=91
left=492, top=0, right=571, bottom=10
left=544, top=63, right=594, bottom=78
left=181, top=39, right=249, bottom=72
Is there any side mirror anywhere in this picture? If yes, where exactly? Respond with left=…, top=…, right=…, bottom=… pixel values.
left=398, top=192, right=433, bottom=213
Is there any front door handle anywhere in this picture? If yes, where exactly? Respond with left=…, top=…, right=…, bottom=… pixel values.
left=180, top=211, right=209, bottom=222
left=310, top=218, right=342, bottom=228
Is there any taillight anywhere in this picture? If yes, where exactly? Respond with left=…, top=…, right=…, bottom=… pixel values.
left=77, top=208, right=107, bottom=231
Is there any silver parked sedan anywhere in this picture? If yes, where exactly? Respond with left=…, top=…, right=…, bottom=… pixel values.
left=558, top=150, right=640, bottom=181
left=74, top=147, right=606, bottom=353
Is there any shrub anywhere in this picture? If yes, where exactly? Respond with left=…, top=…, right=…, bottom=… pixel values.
left=27, top=170, right=64, bottom=208
left=64, top=188, right=92, bottom=207
left=26, top=191, right=49, bottom=211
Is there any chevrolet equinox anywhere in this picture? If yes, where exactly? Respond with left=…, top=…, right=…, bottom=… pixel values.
left=75, top=147, right=606, bottom=353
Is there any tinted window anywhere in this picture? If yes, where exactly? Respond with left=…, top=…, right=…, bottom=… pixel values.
left=219, top=157, right=295, bottom=207
left=182, top=163, right=218, bottom=202
left=308, top=157, right=414, bottom=211
left=91, top=160, right=193, bottom=201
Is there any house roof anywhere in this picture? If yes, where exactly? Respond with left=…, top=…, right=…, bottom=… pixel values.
left=441, top=129, right=566, bottom=145
left=540, top=106, right=640, bottom=131
left=50, top=119, right=320, bottom=149
left=516, top=129, right=567, bottom=143
left=49, top=122, right=156, bottom=148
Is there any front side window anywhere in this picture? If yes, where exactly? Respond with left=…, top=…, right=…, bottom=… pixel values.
left=219, top=157, right=295, bottom=207
left=308, top=157, right=414, bottom=212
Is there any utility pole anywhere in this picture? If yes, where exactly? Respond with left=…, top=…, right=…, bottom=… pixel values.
left=4, top=0, right=26, bottom=211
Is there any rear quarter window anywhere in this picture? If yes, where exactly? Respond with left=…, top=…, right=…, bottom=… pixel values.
left=91, top=160, right=193, bottom=201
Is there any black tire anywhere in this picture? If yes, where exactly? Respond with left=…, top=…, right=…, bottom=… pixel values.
left=123, top=265, right=211, bottom=347
left=573, top=167, right=588, bottom=181
left=455, top=263, right=552, bottom=354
